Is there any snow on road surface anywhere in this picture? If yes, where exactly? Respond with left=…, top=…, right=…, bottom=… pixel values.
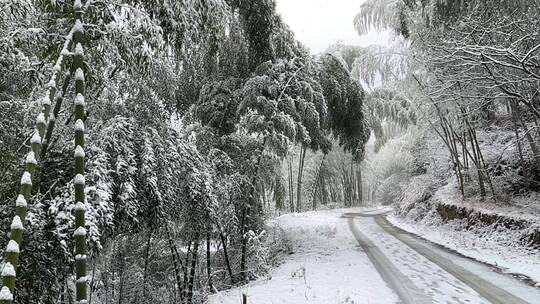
left=209, top=208, right=540, bottom=304
left=388, top=213, right=540, bottom=285
left=358, top=216, right=491, bottom=303
left=381, top=215, right=540, bottom=303
left=208, top=208, right=399, bottom=304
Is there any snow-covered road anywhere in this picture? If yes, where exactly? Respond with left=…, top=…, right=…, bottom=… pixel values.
left=348, top=212, right=540, bottom=304
left=209, top=208, right=540, bottom=304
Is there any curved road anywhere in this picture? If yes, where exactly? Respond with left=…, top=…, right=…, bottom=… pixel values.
left=344, top=211, right=540, bottom=304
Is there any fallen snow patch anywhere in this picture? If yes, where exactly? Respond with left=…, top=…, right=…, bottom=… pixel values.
left=209, top=208, right=398, bottom=304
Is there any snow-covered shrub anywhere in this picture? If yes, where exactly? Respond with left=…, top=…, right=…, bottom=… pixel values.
left=363, top=127, right=419, bottom=204
left=244, top=219, right=297, bottom=281
left=377, top=173, right=408, bottom=205
left=393, top=174, right=436, bottom=220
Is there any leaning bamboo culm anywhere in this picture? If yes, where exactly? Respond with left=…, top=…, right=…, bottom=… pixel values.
left=0, top=1, right=85, bottom=303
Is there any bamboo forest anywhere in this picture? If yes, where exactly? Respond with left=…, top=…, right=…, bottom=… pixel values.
left=1, top=0, right=539, bottom=303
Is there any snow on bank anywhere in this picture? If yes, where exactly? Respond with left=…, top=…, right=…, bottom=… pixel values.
left=209, top=208, right=398, bottom=304
left=433, top=180, right=540, bottom=223
left=391, top=171, right=540, bottom=286
left=388, top=213, right=540, bottom=285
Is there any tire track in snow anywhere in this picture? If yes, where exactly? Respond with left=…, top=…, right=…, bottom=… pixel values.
left=373, top=215, right=532, bottom=304
left=344, top=214, right=432, bottom=304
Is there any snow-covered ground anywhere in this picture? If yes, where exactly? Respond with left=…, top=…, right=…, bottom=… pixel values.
left=208, top=208, right=399, bottom=304
left=209, top=207, right=540, bottom=304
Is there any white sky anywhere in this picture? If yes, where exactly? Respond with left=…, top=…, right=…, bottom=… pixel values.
left=275, top=0, right=391, bottom=54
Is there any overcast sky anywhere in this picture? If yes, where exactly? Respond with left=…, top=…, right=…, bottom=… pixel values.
left=275, top=0, right=390, bottom=54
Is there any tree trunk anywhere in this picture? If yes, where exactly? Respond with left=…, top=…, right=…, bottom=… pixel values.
left=341, top=161, right=352, bottom=207
left=260, top=181, right=267, bottom=210
left=111, top=269, right=115, bottom=302
left=287, top=155, right=294, bottom=212
left=88, top=260, right=97, bottom=304
left=182, top=241, right=193, bottom=300
left=513, top=102, right=540, bottom=167
left=206, top=232, right=213, bottom=292
left=357, top=167, right=363, bottom=205
left=239, top=206, right=248, bottom=283
left=511, top=104, right=529, bottom=187
left=59, top=282, right=65, bottom=304
left=41, top=71, right=72, bottom=158
left=310, top=154, right=326, bottom=210
left=320, top=175, right=329, bottom=206
left=118, top=256, right=125, bottom=304
left=468, top=127, right=486, bottom=198
left=442, top=120, right=465, bottom=197
left=72, top=5, right=89, bottom=302
left=350, top=156, right=356, bottom=205
left=186, top=235, right=200, bottom=304
left=142, top=231, right=152, bottom=302
left=451, top=125, right=467, bottom=197
left=166, top=226, right=183, bottom=303
left=296, top=145, right=307, bottom=212
left=470, top=126, right=496, bottom=200
left=329, top=180, right=337, bottom=203
left=462, top=131, right=469, bottom=171
left=104, top=262, right=109, bottom=304
left=217, top=227, right=234, bottom=284
left=240, top=137, right=267, bottom=282
left=0, top=6, right=83, bottom=303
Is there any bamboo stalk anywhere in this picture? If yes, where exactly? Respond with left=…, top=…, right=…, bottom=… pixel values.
left=0, top=5, right=81, bottom=301
left=72, top=1, right=89, bottom=302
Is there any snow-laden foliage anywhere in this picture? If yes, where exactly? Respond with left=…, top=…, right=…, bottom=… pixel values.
left=362, top=128, right=420, bottom=205
left=0, top=0, right=45, bottom=100
left=0, top=0, right=371, bottom=302
left=318, top=54, right=369, bottom=161
left=354, top=0, right=406, bottom=36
